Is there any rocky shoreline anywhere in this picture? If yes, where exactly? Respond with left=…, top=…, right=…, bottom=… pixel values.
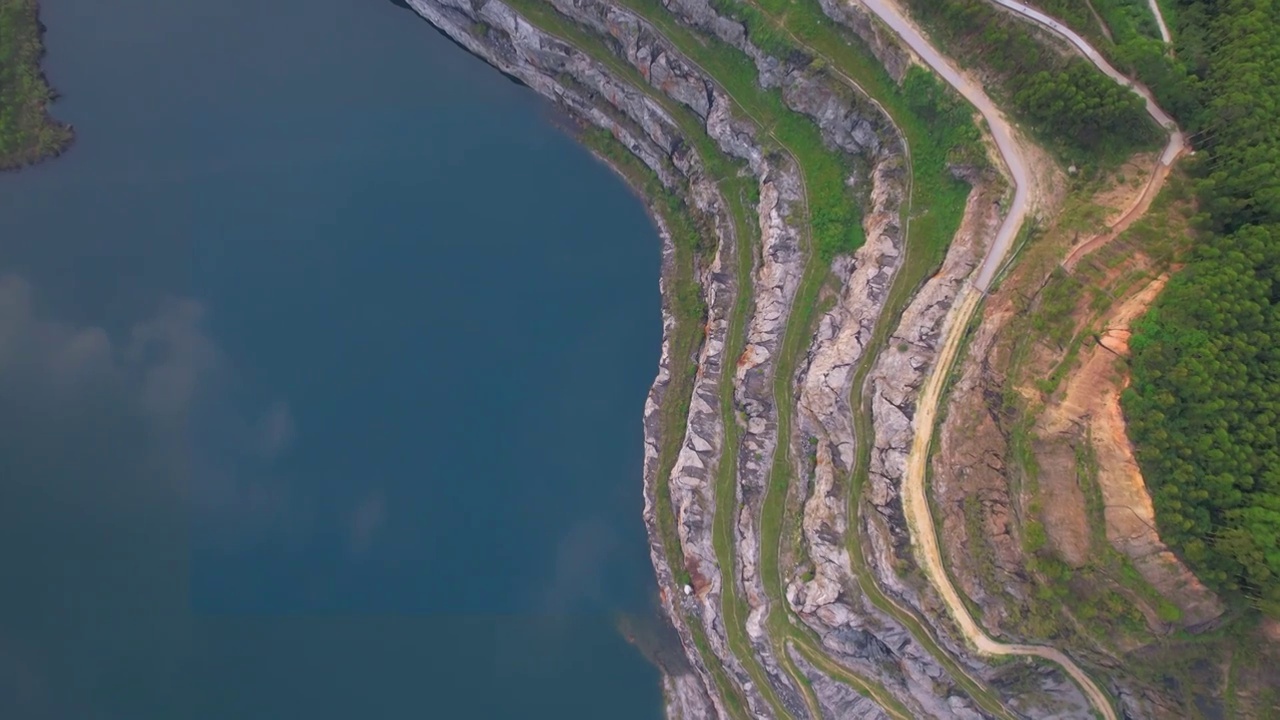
left=401, top=0, right=1041, bottom=714
left=400, top=0, right=1241, bottom=716
left=403, top=0, right=809, bottom=710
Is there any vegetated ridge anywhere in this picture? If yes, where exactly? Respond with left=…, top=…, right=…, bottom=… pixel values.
left=1124, top=0, right=1280, bottom=618
left=0, top=0, right=72, bottom=170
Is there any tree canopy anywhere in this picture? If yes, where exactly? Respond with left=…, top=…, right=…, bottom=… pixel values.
left=0, top=0, right=74, bottom=168
left=1012, top=61, right=1154, bottom=151
left=903, top=0, right=1162, bottom=161
left=1125, top=0, right=1280, bottom=616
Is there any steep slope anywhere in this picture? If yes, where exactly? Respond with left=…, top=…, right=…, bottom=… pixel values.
left=395, top=0, right=1272, bottom=716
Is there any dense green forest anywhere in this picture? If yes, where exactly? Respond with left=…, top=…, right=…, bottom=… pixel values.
left=1125, top=0, right=1280, bottom=616
left=901, top=0, right=1161, bottom=162
left=0, top=0, right=73, bottom=169
left=1011, top=62, right=1151, bottom=151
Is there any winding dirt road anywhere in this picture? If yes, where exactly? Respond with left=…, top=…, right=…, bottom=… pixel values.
left=903, top=284, right=1128, bottom=716
left=851, top=0, right=1184, bottom=717
left=853, top=2, right=1116, bottom=714
left=854, top=0, right=1028, bottom=291
left=997, top=0, right=1185, bottom=268
left=989, top=0, right=1183, bottom=164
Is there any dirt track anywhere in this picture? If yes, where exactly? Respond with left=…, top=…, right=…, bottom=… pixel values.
left=850, top=0, right=1189, bottom=716
left=900, top=285, right=1120, bottom=720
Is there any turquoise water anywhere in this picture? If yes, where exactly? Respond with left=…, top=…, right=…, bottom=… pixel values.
left=0, top=0, right=666, bottom=716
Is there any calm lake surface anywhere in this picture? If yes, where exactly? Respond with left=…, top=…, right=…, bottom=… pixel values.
left=0, top=0, right=665, bottom=716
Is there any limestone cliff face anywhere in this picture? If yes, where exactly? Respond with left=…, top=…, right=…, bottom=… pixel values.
left=785, top=146, right=995, bottom=720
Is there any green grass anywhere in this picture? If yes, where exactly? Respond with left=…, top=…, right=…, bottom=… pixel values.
left=0, top=0, right=73, bottom=169
left=619, top=0, right=868, bottom=260
left=714, top=0, right=984, bottom=262
left=1091, top=0, right=1164, bottom=42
